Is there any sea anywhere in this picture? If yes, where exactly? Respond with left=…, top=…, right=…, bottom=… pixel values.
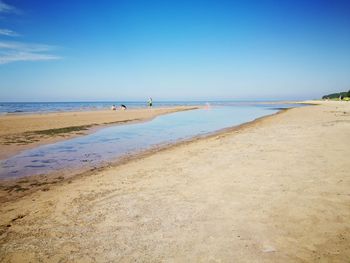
left=0, top=101, right=201, bottom=114
left=0, top=100, right=289, bottom=115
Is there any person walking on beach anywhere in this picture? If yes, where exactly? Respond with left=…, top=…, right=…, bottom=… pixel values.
left=148, top=97, right=153, bottom=107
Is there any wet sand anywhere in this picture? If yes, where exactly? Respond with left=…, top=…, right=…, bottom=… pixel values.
left=0, top=106, right=198, bottom=159
left=0, top=101, right=349, bottom=262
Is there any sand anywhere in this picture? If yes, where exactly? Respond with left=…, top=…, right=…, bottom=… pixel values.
left=0, top=101, right=349, bottom=262
left=0, top=106, right=198, bottom=159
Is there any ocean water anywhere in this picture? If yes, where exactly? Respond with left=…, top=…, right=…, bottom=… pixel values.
left=0, top=103, right=304, bottom=179
left=0, top=101, right=201, bottom=114
left=0, top=100, right=288, bottom=114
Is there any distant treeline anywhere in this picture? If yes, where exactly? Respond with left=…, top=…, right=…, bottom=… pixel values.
left=322, top=90, right=350, bottom=99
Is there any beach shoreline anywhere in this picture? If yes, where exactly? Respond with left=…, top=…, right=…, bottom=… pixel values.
left=0, top=102, right=324, bottom=202
left=0, top=100, right=349, bottom=262
left=0, top=105, right=293, bottom=202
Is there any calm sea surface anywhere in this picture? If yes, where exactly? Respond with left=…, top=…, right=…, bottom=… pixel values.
left=0, top=100, right=290, bottom=114
left=0, top=101, right=204, bottom=114
left=0, top=103, right=305, bottom=179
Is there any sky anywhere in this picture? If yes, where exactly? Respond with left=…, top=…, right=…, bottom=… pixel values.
left=0, top=0, right=350, bottom=102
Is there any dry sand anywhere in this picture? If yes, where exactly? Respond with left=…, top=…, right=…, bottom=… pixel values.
left=0, top=101, right=349, bottom=262
left=0, top=106, right=198, bottom=159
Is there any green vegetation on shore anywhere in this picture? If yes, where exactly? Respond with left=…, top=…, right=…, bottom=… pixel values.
left=322, top=90, right=350, bottom=100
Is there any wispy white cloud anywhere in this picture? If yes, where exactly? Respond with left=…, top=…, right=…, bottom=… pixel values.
left=0, top=52, right=60, bottom=64
left=0, top=2, right=61, bottom=64
left=0, top=0, right=18, bottom=14
left=0, top=41, right=56, bottom=52
left=0, top=41, right=61, bottom=64
left=0, top=28, right=19, bottom=36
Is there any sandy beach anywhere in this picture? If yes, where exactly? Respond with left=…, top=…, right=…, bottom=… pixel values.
left=0, top=101, right=349, bottom=262
left=0, top=106, right=198, bottom=159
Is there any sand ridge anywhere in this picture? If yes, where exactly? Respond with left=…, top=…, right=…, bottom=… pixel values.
left=0, top=101, right=349, bottom=262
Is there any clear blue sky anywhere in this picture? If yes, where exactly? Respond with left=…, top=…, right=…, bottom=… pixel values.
left=1, top=0, right=350, bottom=101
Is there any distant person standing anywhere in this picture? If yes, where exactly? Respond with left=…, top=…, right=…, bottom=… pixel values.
left=148, top=97, right=153, bottom=107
